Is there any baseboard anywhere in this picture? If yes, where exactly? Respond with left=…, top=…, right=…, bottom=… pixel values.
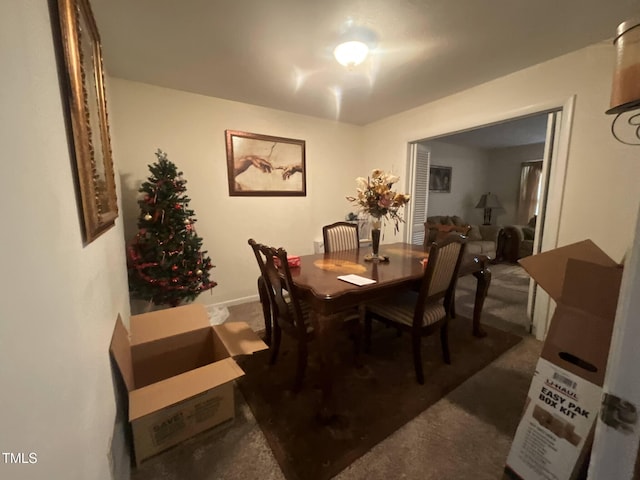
left=206, top=294, right=260, bottom=310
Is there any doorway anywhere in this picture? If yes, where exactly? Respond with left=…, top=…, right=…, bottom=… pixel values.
left=404, top=100, right=574, bottom=340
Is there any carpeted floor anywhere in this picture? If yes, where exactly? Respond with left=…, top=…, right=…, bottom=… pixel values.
left=236, top=317, right=521, bottom=480
left=457, top=262, right=531, bottom=335
left=132, top=262, right=541, bottom=480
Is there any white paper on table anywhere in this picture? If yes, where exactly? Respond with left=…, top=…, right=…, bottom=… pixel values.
left=337, top=274, right=377, bottom=286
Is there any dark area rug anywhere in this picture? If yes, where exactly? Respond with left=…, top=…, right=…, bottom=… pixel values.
left=236, top=316, right=522, bottom=480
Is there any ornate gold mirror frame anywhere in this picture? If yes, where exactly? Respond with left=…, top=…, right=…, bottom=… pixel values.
left=57, top=0, right=118, bottom=243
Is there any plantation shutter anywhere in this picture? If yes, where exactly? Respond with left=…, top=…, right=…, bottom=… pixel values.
left=408, top=145, right=430, bottom=245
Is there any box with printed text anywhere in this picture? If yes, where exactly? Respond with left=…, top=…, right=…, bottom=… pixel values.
left=109, top=304, right=267, bottom=465
left=505, top=240, right=624, bottom=480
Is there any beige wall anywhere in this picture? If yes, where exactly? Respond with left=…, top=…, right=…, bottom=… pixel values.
left=108, top=79, right=364, bottom=306
left=362, top=43, right=640, bottom=263
left=0, top=1, right=131, bottom=479
left=424, top=141, right=490, bottom=224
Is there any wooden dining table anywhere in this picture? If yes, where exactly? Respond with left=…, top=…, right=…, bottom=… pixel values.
left=287, top=242, right=492, bottom=422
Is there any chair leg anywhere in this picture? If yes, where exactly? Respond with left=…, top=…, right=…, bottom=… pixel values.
left=412, top=333, right=425, bottom=385
left=293, top=342, right=308, bottom=392
left=269, top=323, right=281, bottom=365
left=440, top=321, right=451, bottom=364
left=450, top=289, right=457, bottom=319
left=257, top=277, right=272, bottom=346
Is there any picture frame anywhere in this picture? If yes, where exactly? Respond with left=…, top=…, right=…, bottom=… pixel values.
left=429, top=165, right=452, bottom=193
left=225, top=130, right=306, bottom=196
left=56, top=0, right=118, bottom=243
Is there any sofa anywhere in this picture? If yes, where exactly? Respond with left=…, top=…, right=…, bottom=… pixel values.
left=424, top=215, right=502, bottom=260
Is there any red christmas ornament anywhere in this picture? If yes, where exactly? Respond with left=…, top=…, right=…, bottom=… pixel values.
left=171, top=265, right=178, bottom=271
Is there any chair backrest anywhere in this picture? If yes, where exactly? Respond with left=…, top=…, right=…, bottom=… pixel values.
left=247, top=239, right=306, bottom=334
left=249, top=237, right=269, bottom=279
left=417, top=234, right=467, bottom=316
left=248, top=238, right=272, bottom=324
left=323, top=221, right=359, bottom=253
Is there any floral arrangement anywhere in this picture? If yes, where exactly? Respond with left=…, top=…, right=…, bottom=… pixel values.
left=346, top=169, right=410, bottom=232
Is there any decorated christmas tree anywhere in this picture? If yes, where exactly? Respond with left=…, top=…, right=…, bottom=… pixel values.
left=127, top=150, right=216, bottom=307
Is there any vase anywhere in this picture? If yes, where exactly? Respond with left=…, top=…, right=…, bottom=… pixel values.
left=368, top=218, right=382, bottom=261
left=371, top=219, right=381, bottom=256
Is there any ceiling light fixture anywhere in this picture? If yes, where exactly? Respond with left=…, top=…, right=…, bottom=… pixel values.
left=333, top=41, right=369, bottom=68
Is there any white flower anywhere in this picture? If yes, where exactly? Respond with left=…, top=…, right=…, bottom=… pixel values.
left=386, top=174, right=400, bottom=184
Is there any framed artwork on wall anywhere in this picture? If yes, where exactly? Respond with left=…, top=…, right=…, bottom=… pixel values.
left=56, top=0, right=118, bottom=243
left=429, top=165, right=452, bottom=193
left=225, top=130, right=306, bottom=196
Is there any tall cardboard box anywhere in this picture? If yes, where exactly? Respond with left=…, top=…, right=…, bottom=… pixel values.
left=109, top=304, right=267, bottom=465
left=505, top=240, right=624, bottom=480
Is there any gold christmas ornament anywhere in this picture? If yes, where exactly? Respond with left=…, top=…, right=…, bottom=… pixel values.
left=144, top=213, right=152, bottom=221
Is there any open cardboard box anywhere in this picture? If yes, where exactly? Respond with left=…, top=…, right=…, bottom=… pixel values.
left=110, top=304, right=267, bottom=465
left=505, top=240, right=624, bottom=480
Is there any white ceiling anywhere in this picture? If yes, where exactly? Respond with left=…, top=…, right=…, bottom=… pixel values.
left=90, top=0, right=637, bottom=126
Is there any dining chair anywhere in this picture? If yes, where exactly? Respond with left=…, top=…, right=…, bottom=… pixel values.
left=248, top=238, right=361, bottom=391
left=322, top=221, right=359, bottom=253
left=321, top=222, right=364, bottom=339
left=248, top=239, right=316, bottom=391
left=362, top=234, right=467, bottom=384
left=248, top=239, right=273, bottom=346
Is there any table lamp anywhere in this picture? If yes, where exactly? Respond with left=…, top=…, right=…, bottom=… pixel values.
left=475, top=192, right=502, bottom=225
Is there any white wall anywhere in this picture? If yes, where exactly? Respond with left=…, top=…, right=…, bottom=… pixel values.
left=425, top=141, right=490, bottom=224
left=488, top=143, right=545, bottom=225
left=363, top=43, right=640, bottom=263
left=108, top=79, right=363, bottom=306
left=0, top=1, right=131, bottom=479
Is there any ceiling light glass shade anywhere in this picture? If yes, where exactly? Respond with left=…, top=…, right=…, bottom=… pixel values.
left=333, top=41, right=369, bottom=68
left=607, top=17, right=640, bottom=114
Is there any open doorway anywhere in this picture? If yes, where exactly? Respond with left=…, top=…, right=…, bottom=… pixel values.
left=405, top=107, right=570, bottom=338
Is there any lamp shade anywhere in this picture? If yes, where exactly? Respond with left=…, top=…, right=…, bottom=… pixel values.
left=607, top=17, right=640, bottom=114
left=475, top=192, right=502, bottom=209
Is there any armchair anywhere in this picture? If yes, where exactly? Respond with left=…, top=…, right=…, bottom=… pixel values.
left=501, top=216, right=536, bottom=262
left=502, top=225, right=535, bottom=262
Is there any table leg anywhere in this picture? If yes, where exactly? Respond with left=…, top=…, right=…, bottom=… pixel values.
left=310, top=310, right=347, bottom=425
left=471, top=266, right=491, bottom=338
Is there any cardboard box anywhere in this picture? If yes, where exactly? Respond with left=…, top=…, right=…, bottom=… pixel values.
left=505, top=240, right=624, bottom=480
left=109, top=304, right=267, bottom=465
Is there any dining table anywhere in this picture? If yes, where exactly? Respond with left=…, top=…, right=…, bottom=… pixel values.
left=287, top=242, right=492, bottom=423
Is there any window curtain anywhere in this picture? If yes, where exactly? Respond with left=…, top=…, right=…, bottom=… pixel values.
left=517, top=161, right=543, bottom=224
